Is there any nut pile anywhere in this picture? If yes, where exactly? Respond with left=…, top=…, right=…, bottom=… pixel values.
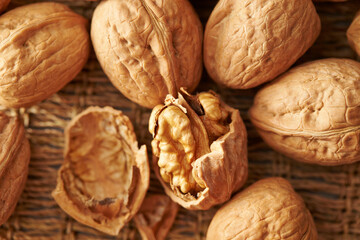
left=0, top=0, right=359, bottom=239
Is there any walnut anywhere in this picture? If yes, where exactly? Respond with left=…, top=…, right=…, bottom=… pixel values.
left=0, top=0, right=10, bottom=13
left=249, top=58, right=360, bottom=165
left=134, top=194, right=178, bottom=240
left=347, top=10, right=360, bottom=56
left=91, top=0, right=203, bottom=108
left=52, top=107, right=149, bottom=235
left=207, top=178, right=317, bottom=240
left=204, top=0, right=321, bottom=89
left=149, top=89, right=248, bottom=210
left=0, top=112, right=30, bottom=226
left=0, top=2, right=90, bottom=108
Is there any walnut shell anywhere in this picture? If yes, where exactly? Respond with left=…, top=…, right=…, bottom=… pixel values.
left=52, top=106, right=149, bottom=235
left=91, top=0, right=203, bottom=108
left=134, top=194, right=178, bottom=240
left=207, top=177, right=317, bottom=240
left=0, top=112, right=30, bottom=226
left=0, top=0, right=10, bottom=13
left=347, top=10, right=360, bottom=56
left=0, top=2, right=90, bottom=108
left=249, top=58, right=360, bottom=165
left=149, top=90, right=248, bottom=210
left=204, top=0, right=321, bottom=89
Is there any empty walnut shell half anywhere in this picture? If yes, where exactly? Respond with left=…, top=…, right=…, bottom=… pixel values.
left=0, top=112, right=30, bottom=226
left=149, top=89, right=248, bottom=210
left=134, top=194, right=178, bottom=240
left=91, top=0, right=203, bottom=108
left=0, top=2, right=90, bottom=108
left=0, top=0, right=10, bottom=13
left=52, top=106, right=149, bottom=235
left=207, top=177, right=317, bottom=240
left=249, top=58, right=360, bottom=165
left=347, top=10, right=360, bottom=56
left=204, top=0, right=320, bottom=89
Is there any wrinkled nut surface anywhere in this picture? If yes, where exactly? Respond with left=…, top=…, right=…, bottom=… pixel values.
left=134, top=194, right=178, bottom=240
left=91, top=0, right=203, bottom=108
left=52, top=107, right=149, bottom=235
left=249, top=58, right=360, bottom=165
left=347, top=10, right=360, bottom=56
left=0, top=2, right=90, bottom=108
left=204, top=0, right=321, bottom=89
left=0, top=112, right=30, bottom=226
left=207, top=177, right=317, bottom=240
left=0, top=0, right=10, bottom=13
left=149, top=90, right=248, bottom=210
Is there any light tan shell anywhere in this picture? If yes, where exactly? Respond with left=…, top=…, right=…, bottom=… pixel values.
left=52, top=106, right=149, bottom=236
left=0, top=2, right=90, bottom=108
left=149, top=91, right=248, bottom=210
left=207, top=177, right=317, bottom=240
left=347, top=10, right=360, bottom=56
left=0, top=112, right=30, bottom=226
left=0, top=0, right=10, bottom=13
left=249, top=58, right=360, bottom=165
left=204, top=0, right=321, bottom=89
left=91, top=0, right=203, bottom=108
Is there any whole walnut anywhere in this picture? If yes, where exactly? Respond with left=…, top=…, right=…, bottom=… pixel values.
left=207, top=177, right=317, bottom=240
left=0, top=0, right=10, bottom=13
left=204, top=0, right=321, bottom=89
left=149, top=89, right=248, bottom=210
left=249, top=58, right=360, bottom=165
left=52, top=107, right=149, bottom=235
left=0, top=2, right=90, bottom=108
left=347, top=10, right=360, bottom=56
left=91, top=0, right=203, bottom=108
left=0, top=112, right=30, bottom=226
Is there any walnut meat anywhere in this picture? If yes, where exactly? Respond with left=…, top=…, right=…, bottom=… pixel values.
left=204, top=0, right=321, bottom=89
left=0, top=0, right=10, bottom=13
left=91, top=0, right=203, bottom=108
left=149, top=90, right=248, bottom=210
left=347, top=10, right=360, bottom=56
left=207, top=178, right=317, bottom=240
left=0, top=112, right=30, bottom=226
left=0, top=2, right=90, bottom=108
left=52, top=107, right=149, bottom=235
left=249, top=58, right=360, bottom=165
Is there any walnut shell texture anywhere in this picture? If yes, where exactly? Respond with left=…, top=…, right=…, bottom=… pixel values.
left=204, top=0, right=321, bottom=89
left=149, top=90, right=248, bottom=210
left=249, top=58, right=360, bottom=165
left=347, top=10, right=360, bottom=56
left=0, top=112, right=30, bottom=226
left=91, top=0, right=203, bottom=108
left=52, top=106, right=149, bottom=235
left=207, top=177, right=317, bottom=240
left=0, top=2, right=90, bottom=108
left=0, top=0, right=10, bottom=13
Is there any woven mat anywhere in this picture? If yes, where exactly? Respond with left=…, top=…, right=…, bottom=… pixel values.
left=1, top=0, right=360, bottom=239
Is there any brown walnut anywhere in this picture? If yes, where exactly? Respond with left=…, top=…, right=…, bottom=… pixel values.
left=347, top=10, right=360, bottom=56
left=249, top=58, right=360, bottom=165
left=0, top=112, right=30, bottom=226
left=91, top=0, right=203, bottom=108
left=0, top=2, right=90, bottom=108
left=52, top=107, right=149, bottom=235
left=207, top=177, right=317, bottom=240
left=149, top=90, right=248, bottom=210
left=0, top=0, right=10, bottom=13
left=204, top=0, right=321, bottom=89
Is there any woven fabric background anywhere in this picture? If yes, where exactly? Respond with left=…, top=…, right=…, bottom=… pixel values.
left=1, top=0, right=360, bottom=239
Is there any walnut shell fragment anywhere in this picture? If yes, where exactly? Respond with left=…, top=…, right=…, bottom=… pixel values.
left=52, top=107, right=149, bottom=235
left=204, top=0, right=321, bottom=89
left=149, top=90, right=248, bottom=210
left=134, top=194, right=178, bottom=240
left=0, top=2, right=90, bottom=108
left=0, top=112, right=30, bottom=226
left=91, top=0, right=203, bottom=108
left=347, top=10, right=360, bottom=56
left=207, top=177, right=317, bottom=240
left=0, top=0, right=10, bottom=13
left=249, top=58, right=360, bottom=165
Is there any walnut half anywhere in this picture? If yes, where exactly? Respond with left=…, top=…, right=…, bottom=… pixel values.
left=149, top=90, right=248, bottom=210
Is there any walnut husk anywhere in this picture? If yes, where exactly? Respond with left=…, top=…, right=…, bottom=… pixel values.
left=52, top=106, right=149, bottom=235
left=207, top=177, right=317, bottom=240
left=347, top=10, right=360, bottom=56
left=0, top=112, right=30, bottom=226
